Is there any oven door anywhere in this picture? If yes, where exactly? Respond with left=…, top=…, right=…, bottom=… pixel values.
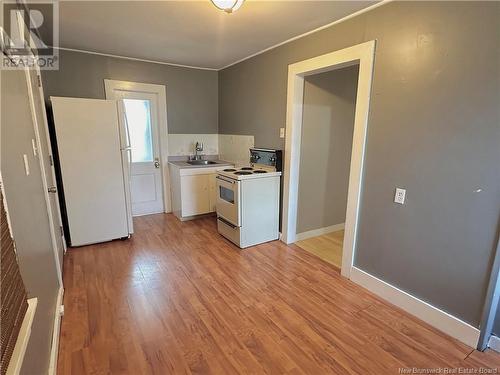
left=216, top=175, right=240, bottom=226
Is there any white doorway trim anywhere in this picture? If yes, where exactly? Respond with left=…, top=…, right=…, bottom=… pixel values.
left=281, top=40, right=376, bottom=279
left=104, top=79, right=171, bottom=213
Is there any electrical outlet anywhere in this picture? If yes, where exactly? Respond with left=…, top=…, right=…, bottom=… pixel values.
left=280, top=128, right=285, bottom=138
left=394, top=188, right=406, bottom=204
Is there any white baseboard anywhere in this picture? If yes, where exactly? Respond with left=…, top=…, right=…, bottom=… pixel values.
left=488, top=335, right=500, bottom=352
left=48, top=287, right=64, bottom=375
left=295, top=223, right=345, bottom=241
left=350, top=267, right=480, bottom=348
left=7, top=298, right=37, bottom=375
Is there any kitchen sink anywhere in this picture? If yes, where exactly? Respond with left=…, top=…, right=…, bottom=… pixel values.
left=187, top=160, right=217, bottom=165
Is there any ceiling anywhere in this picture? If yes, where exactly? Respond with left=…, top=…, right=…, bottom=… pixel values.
left=58, top=1, right=378, bottom=70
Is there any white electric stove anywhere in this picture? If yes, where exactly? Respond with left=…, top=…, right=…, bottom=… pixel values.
left=216, top=166, right=281, bottom=181
left=216, top=148, right=282, bottom=248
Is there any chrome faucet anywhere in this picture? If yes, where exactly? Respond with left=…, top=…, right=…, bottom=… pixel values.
left=193, top=141, right=204, bottom=160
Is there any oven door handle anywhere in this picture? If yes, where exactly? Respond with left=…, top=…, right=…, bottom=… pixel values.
left=216, top=175, right=235, bottom=184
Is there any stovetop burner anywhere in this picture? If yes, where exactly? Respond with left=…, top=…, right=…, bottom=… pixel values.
left=234, top=171, right=253, bottom=175
left=240, top=167, right=253, bottom=170
left=223, top=168, right=237, bottom=172
left=253, top=170, right=267, bottom=174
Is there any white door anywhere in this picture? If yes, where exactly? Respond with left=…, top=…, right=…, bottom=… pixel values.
left=120, top=92, right=164, bottom=216
left=25, top=67, right=65, bottom=282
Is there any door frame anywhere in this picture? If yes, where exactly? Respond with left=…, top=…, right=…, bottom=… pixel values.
left=477, top=236, right=500, bottom=350
left=281, top=40, right=376, bottom=279
left=104, top=79, right=171, bottom=213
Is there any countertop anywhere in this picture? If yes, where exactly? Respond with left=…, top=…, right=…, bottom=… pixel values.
left=168, top=160, right=233, bottom=169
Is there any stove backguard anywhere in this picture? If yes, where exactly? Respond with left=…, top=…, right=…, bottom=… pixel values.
left=250, top=148, right=283, bottom=172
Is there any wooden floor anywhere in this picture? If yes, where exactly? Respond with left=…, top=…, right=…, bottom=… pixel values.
left=295, top=230, right=344, bottom=268
left=59, top=214, right=500, bottom=374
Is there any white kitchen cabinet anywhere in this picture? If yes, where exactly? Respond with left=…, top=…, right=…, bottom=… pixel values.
left=180, top=174, right=210, bottom=216
left=168, top=163, right=233, bottom=220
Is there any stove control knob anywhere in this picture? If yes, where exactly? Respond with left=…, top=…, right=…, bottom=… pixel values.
left=252, top=154, right=261, bottom=161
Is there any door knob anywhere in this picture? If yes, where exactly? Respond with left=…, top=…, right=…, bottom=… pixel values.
left=48, top=186, right=57, bottom=193
left=154, top=159, right=160, bottom=168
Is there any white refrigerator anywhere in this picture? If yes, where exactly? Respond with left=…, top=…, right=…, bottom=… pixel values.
left=51, top=97, right=133, bottom=247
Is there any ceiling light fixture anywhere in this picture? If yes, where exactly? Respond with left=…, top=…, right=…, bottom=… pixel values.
left=211, top=0, right=245, bottom=13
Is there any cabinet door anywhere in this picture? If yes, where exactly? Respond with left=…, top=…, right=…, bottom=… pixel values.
left=208, top=173, right=217, bottom=212
left=181, top=175, right=210, bottom=217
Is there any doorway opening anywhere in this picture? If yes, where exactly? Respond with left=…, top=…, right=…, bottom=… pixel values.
left=281, top=41, right=376, bottom=278
left=294, top=65, right=359, bottom=269
left=104, top=80, right=171, bottom=216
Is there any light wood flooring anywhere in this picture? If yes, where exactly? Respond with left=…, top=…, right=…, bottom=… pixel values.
left=295, top=230, right=344, bottom=268
left=58, top=214, right=500, bottom=374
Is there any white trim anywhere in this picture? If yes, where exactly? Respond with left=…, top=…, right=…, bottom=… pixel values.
left=295, top=223, right=345, bottom=242
left=56, top=47, right=217, bottom=71
left=219, top=1, right=390, bottom=70
left=48, top=287, right=64, bottom=375
left=6, top=298, right=38, bottom=375
left=281, top=40, right=376, bottom=281
left=488, top=335, right=500, bottom=353
left=104, top=79, right=172, bottom=213
left=350, top=267, right=480, bottom=348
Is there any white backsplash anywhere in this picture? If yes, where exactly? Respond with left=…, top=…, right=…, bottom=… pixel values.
left=168, top=134, right=219, bottom=156
left=167, top=134, right=255, bottom=165
left=218, top=134, right=255, bottom=166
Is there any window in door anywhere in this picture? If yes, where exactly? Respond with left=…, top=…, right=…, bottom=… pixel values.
left=123, top=99, right=153, bottom=163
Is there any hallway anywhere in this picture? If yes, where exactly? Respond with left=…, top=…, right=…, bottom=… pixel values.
left=295, top=230, right=344, bottom=269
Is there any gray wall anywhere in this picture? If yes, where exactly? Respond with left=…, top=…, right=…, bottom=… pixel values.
left=297, top=66, right=358, bottom=233
left=41, top=49, right=218, bottom=134
left=219, top=1, right=500, bottom=327
left=1, top=69, right=60, bottom=374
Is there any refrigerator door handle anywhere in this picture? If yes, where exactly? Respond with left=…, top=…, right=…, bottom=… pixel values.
left=127, top=148, right=132, bottom=179
left=126, top=122, right=132, bottom=151
left=123, top=105, right=132, bottom=150
left=121, top=147, right=134, bottom=235
left=118, top=99, right=132, bottom=150
left=118, top=99, right=134, bottom=235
